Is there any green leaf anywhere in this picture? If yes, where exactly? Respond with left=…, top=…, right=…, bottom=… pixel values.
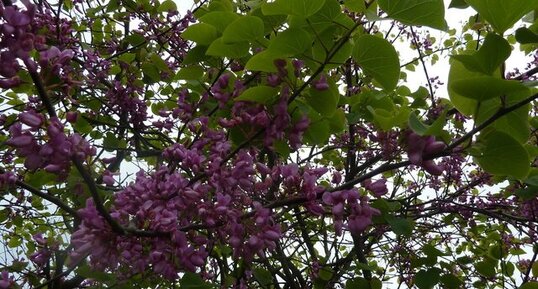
left=520, top=282, right=538, bottom=289
left=327, top=109, right=347, bottom=133
left=157, top=0, right=176, bottom=12
left=235, top=86, right=279, bottom=104
left=207, top=0, right=233, bottom=12
left=378, top=0, right=447, bottom=30
left=77, top=265, right=113, bottom=282
left=386, top=216, right=414, bottom=236
left=415, top=269, right=441, bottom=289
left=253, top=268, right=273, bottom=287
left=199, top=11, right=239, bottom=33
left=73, top=115, right=93, bottom=134
left=261, top=0, right=326, bottom=17
left=353, top=35, right=400, bottom=91
left=466, top=0, right=538, bottom=34
left=141, top=63, right=160, bottom=83
left=183, top=45, right=209, bottom=65
left=440, top=274, right=464, bottom=289
left=304, top=121, right=330, bottom=145
left=222, top=16, right=264, bottom=43
left=206, top=37, right=250, bottom=58
left=477, top=131, right=530, bottom=180
left=268, top=28, right=312, bottom=56
left=448, top=0, right=469, bottom=9
left=451, top=76, right=528, bottom=102
left=306, top=83, right=339, bottom=117
left=516, top=27, right=538, bottom=44
left=408, top=111, right=428, bottom=135
left=180, top=272, right=212, bottom=289
left=245, top=51, right=279, bottom=72
left=177, top=66, right=204, bottom=80
left=475, top=93, right=530, bottom=143
left=514, top=186, right=538, bottom=201
left=475, top=261, right=496, bottom=278
left=182, top=23, right=218, bottom=45
left=344, top=0, right=366, bottom=12
left=448, top=60, right=481, bottom=116
left=451, top=33, right=511, bottom=75
left=346, top=277, right=370, bottom=289
left=423, top=244, right=445, bottom=257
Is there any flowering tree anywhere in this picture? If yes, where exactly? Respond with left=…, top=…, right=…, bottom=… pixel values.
left=1, top=0, right=538, bottom=287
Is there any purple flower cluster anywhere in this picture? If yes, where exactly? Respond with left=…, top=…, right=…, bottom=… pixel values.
left=0, top=0, right=36, bottom=88
left=323, top=189, right=380, bottom=236
left=0, top=271, right=15, bottom=289
left=405, top=131, right=446, bottom=175
left=6, top=117, right=95, bottom=176
left=0, top=171, right=16, bottom=189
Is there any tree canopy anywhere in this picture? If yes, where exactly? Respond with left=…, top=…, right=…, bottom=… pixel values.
left=1, top=0, right=538, bottom=288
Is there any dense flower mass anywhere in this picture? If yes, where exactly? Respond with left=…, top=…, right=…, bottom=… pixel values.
left=1, top=0, right=538, bottom=288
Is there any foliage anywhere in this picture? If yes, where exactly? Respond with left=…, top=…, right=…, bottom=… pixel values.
left=0, top=0, right=538, bottom=288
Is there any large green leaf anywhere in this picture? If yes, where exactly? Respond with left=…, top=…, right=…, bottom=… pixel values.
left=304, top=121, right=330, bottom=145
left=235, top=86, right=279, bottom=104
left=378, top=0, right=447, bottom=30
left=206, top=37, right=250, bottom=58
left=344, top=0, right=366, bottom=12
left=474, top=261, right=496, bottom=278
left=475, top=90, right=531, bottom=143
left=182, top=23, right=218, bottom=45
left=466, top=0, right=538, bottom=34
left=222, top=16, right=264, bottom=43
left=451, top=33, right=511, bottom=75
left=447, top=60, right=481, bottom=116
left=451, top=76, right=528, bottom=102
left=415, top=268, right=441, bottom=289
left=268, top=28, right=312, bottom=56
left=199, top=11, right=239, bottom=33
left=477, top=131, right=530, bottom=180
left=353, top=35, right=400, bottom=91
left=244, top=51, right=279, bottom=72
left=261, top=0, right=326, bottom=17
left=516, top=27, right=538, bottom=44
left=305, top=83, right=339, bottom=117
